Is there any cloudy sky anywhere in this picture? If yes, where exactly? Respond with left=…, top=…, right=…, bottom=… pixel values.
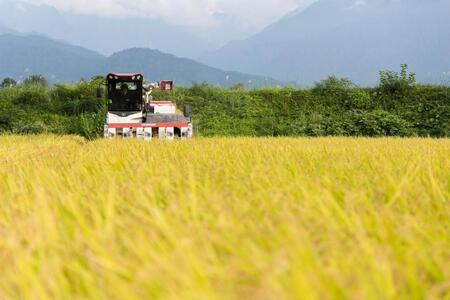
left=18, top=0, right=316, bottom=29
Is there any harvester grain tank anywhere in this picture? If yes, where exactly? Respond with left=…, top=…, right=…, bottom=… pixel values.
left=101, top=73, right=193, bottom=140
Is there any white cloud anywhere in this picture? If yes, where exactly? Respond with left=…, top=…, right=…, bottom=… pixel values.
left=352, top=0, right=367, bottom=8
left=17, top=0, right=316, bottom=28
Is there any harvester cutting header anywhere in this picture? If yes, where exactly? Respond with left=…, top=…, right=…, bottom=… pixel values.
left=102, top=73, right=193, bottom=140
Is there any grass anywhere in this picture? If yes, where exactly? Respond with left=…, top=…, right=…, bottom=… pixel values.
left=0, top=135, right=449, bottom=300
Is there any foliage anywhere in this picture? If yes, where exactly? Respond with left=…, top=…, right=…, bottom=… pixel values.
left=378, top=64, right=416, bottom=95
left=0, top=67, right=449, bottom=138
left=23, top=74, right=48, bottom=87
left=14, top=85, right=50, bottom=109
left=345, top=110, right=414, bottom=136
left=1, top=77, right=17, bottom=88
left=90, top=75, right=106, bottom=87
left=0, top=136, right=448, bottom=299
left=50, top=83, right=103, bottom=115
left=312, top=75, right=354, bottom=95
left=0, top=106, right=14, bottom=131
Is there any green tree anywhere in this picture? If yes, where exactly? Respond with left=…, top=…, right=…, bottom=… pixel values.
left=230, top=83, right=245, bottom=90
left=23, top=74, right=48, bottom=87
left=378, top=64, right=416, bottom=94
left=89, top=75, right=105, bottom=87
left=1, top=77, right=17, bottom=88
left=312, top=75, right=354, bottom=95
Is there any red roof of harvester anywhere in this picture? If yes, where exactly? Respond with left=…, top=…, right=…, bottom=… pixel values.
left=108, top=73, right=142, bottom=77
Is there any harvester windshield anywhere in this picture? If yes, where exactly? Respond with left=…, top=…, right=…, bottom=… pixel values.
left=115, top=82, right=138, bottom=91
left=107, top=73, right=143, bottom=112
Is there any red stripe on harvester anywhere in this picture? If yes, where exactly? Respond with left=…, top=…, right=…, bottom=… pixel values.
left=107, top=122, right=189, bottom=129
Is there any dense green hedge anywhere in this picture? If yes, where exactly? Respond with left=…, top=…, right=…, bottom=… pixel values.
left=1, top=73, right=449, bottom=139
left=0, top=82, right=105, bottom=139
left=155, top=82, right=449, bottom=137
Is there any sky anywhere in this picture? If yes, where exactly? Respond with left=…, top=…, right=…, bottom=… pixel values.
left=17, top=0, right=317, bottom=30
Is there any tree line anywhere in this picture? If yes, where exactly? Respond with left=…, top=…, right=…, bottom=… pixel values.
left=1, top=65, right=449, bottom=139
left=1, top=75, right=48, bottom=88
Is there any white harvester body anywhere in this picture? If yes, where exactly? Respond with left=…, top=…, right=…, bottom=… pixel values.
left=102, top=73, right=193, bottom=140
left=107, top=111, right=143, bottom=124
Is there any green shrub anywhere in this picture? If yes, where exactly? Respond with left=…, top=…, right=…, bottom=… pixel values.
left=377, top=64, right=416, bottom=96
left=14, top=86, right=50, bottom=110
left=11, top=120, right=46, bottom=134
left=67, top=109, right=105, bottom=140
left=343, top=89, right=372, bottom=110
left=0, top=100, right=23, bottom=132
left=345, top=110, right=414, bottom=137
left=1, top=77, right=17, bottom=88
left=50, top=83, right=102, bottom=115
left=313, top=75, right=354, bottom=95
left=0, top=109, right=13, bottom=131
left=23, top=74, right=48, bottom=88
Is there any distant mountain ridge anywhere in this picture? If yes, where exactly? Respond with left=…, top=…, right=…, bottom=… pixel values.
left=0, top=0, right=215, bottom=58
left=0, top=0, right=262, bottom=59
left=0, top=33, right=279, bottom=86
left=0, top=34, right=104, bottom=82
left=200, top=0, right=450, bottom=85
left=102, top=48, right=279, bottom=86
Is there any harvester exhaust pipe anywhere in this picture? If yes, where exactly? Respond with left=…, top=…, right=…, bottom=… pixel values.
left=96, top=86, right=103, bottom=98
left=183, top=105, right=190, bottom=118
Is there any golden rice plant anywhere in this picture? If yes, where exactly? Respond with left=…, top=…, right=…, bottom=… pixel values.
left=0, top=135, right=449, bottom=300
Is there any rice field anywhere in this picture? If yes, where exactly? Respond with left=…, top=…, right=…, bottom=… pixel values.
left=0, top=135, right=449, bottom=300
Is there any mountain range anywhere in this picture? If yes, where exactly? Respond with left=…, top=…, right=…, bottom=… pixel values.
left=201, top=0, right=450, bottom=85
left=0, top=0, right=215, bottom=58
left=1, top=0, right=449, bottom=86
left=0, top=33, right=279, bottom=86
left=0, top=0, right=260, bottom=58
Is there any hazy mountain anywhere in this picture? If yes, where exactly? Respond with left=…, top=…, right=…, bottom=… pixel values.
left=0, top=34, right=279, bottom=86
left=0, top=34, right=105, bottom=82
left=201, top=0, right=450, bottom=85
left=102, top=48, right=279, bottom=86
left=0, top=0, right=295, bottom=58
left=0, top=0, right=214, bottom=58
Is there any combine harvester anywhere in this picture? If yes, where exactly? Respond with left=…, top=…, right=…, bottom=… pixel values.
left=101, top=73, right=193, bottom=140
